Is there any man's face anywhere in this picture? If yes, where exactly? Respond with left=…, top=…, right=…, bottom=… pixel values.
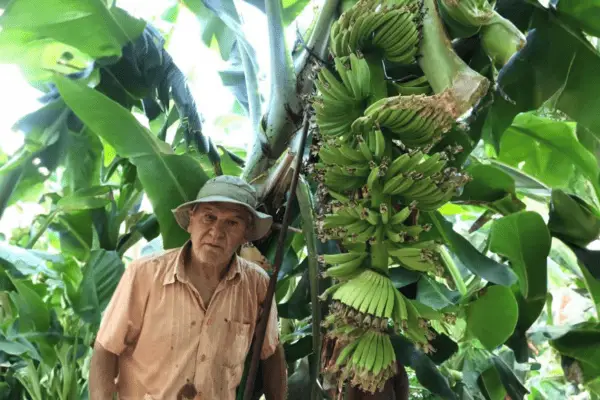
left=187, top=202, right=251, bottom=265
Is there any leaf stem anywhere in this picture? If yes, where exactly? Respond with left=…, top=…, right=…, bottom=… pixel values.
left=25, top=209, right=60, bottom=249
left=241, top=45, right=263, bottom=143
left=295, top=175, right=322, bottom=400
left=439, top=245, right=467, bottom=297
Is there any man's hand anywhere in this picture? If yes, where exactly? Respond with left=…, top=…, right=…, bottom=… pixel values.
left=260, top=343, right=287, bottom=400
left=89, top=342, right=119, bottom=400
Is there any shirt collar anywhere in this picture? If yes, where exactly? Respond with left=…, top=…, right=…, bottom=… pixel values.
left=163, top=240, right=242, bottom=285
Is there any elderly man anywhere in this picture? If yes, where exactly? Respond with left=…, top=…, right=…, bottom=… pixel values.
left=89, top=176, right=287, bottom=399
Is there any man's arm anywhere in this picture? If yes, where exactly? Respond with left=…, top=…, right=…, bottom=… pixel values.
left=260, top=343, right=287, bottom=400
left=89, top=342, right=119, bottom=400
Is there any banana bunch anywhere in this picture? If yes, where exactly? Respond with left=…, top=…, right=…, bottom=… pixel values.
left=352, top=94, right=455, bottom=148
left=334, top=330, right=398, bottom=393
left=389, top=240, right=445, bottom=276
left=389, top=75, right=432, bottom=96
left=437, top=0, right=494, bottom=38
left=330, top=0, right=423, bottom=64
left=321, top=268, right=412, bottom=331
left=320, top=201, right=427, bottom=244
left=313, top=54, right=372, bottom=137
left=380, top=151, right=467, bottom=211
left=311, top=0, right=477, bottom=393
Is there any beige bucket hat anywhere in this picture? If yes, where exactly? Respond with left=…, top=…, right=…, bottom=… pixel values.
left=171, top=175, right=273, bottom=241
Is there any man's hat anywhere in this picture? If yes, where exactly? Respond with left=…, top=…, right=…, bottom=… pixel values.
left=171, top=175, right=273, bottom=241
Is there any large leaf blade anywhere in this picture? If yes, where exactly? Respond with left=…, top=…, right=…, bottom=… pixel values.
left=498, top=113, right=599, bottom=191
left=489, top=211, right=551, bottom=299
left=54, top=75, right=209, bottom=249
left=0, top=0, right=145, bottom=59
left=487, top=9, right=600, bottom=144
left=467, top=285, right=519, bottom=350
left=427, top=212, right=518, bottom=286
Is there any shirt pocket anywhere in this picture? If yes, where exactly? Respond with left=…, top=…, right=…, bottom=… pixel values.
left=218, top=320, right=252, bottom=368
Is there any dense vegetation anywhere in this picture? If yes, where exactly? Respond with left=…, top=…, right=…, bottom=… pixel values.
left=0, top=0, right=599, bottom=399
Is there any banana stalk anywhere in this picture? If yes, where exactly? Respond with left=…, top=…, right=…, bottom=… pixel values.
left=480, top=12, right=526, bottom=67
left=418, top=0, right=490, bottom=117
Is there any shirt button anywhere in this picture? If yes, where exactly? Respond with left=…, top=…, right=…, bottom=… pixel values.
left=200, top=354, right=207, bottom=362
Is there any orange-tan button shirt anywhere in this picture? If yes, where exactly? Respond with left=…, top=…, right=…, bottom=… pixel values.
left=95, top=241, right=280, bottom=400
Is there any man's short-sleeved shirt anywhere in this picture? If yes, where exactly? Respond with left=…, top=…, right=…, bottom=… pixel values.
left=95, top=240, right=280, bottom=400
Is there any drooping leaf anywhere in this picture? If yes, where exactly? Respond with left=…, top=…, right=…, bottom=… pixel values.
left=0, top=0, right=146, bottom=59
left=391, top=334, right=457, bottom=400
left=548, top=189, right=600, bottom=248
left=426, top=212, right=518, bottom=286
left=54, top=75, right=209, bottom=249
left=467, top=285, right=519, bottom=350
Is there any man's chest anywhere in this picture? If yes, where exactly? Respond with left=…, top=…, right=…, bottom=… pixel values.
left=132, top=281, right=258, bottom=356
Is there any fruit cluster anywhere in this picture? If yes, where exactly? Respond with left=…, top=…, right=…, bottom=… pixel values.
left=311, top=0, right=485, bottom=394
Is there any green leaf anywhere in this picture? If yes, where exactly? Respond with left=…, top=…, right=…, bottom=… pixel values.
left=57, top=186, right=112, bottom=212
left=489, top=211, right=550, bottom=299
left=278, top=271, right=311, bottom=319
left=498, top=113, right=600, bottom=192
left=488, top=9, right=600, bottom=144
left=417, top=276, right=460, bottom=310
left=390, top=334, right=457, bottom=400
left=389, top=266, right=420, bottom=288
left=70, top=250, right=124, bottom=327
left=0, top=242, right=57, bottom=278
left=61, top=128, right=103, bottom=193
left=54, top=75, right=209, bottom=249
left=549, top=322, right=600, bottom=369
left=490, top=355, right=529, bottom=400
left=457, top=164, right=525, bottom=215
left=479, top=366, right=507, bottom=400
left=555, top=0, right=600, bottom=37
left=428, top=333, right=459, bottom=365
left=0, top=0, right=146, bottom=59
left=548, top=189, right=600, bottom=248
left=50, top=211, right=93, bottom=260
left=283, top=335, right=313, bottom=363
left=467, top=285, right=519, bottom=350
left=6, top=275, right=50, bottom=333
left=0, top=29, right=94, bottom=80
left=427, top=212, right=518, bottom=286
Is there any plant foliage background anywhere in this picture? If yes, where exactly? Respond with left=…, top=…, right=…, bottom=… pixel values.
left=0, top=0, right=599, bottom=399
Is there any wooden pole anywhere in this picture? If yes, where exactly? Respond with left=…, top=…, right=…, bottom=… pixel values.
left=242, top=111, right=311, bottom=400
